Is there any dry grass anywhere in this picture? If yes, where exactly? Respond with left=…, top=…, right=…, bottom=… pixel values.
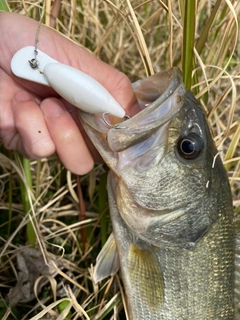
left=0, top=0, right=240, bottom=319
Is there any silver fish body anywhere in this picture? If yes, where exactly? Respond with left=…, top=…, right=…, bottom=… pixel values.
left=79, top=68, right=235, bottom=319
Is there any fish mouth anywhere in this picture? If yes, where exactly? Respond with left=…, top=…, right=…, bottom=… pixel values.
left=79, top=67, right=186, bottom=154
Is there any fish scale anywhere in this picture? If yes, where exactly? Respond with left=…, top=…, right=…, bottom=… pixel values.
left=108, top=174, right=234, bottom=319
left=79, top=68, right=236, bottom=319
left=156, top=217, right=234, bottom=319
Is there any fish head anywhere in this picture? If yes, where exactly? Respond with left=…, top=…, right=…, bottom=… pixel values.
left=79, top=67, right=231, bottom=249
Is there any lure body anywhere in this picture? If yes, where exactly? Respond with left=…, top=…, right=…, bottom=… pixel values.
left=11, top=46, right=125, bottom=118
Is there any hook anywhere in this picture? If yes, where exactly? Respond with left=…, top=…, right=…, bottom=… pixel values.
left=102, top=113, right=114, bottom=127
left=102, top=113, right=131, bottom=127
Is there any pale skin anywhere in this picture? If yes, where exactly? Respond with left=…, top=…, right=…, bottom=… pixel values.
left=0, top=12, right=139, bottom=174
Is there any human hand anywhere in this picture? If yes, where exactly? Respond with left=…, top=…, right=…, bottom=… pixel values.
left=0, top=12, right=138, bottom=174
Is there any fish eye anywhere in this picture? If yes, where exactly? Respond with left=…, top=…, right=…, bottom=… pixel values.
left=177, top=132, right=203, bottom=159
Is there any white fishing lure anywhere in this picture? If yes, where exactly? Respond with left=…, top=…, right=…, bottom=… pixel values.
left=11, top=46, right=125, bottom=118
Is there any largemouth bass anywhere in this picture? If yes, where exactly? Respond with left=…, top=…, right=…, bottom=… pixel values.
left=79, top=68, right=237, bottom=319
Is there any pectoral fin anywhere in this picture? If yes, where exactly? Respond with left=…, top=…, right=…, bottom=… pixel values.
left=93, top=233, right=119, bottom=283
left=127, top=243, right=164, bottom=312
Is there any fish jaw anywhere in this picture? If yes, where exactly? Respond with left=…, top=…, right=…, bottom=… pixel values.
left=79, top=67, right=185, bottom=172
left=107, top=68, right=185, bottom=152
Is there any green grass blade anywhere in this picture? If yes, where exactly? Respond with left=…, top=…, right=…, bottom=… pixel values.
left=94, top=294, right=121, bottom=320
left=7, top=166, right=13, bottom=237
left=182, top=0, right=196, bottom=90
left=0, top=0, right=10, bottom=11
left=18, top=154, right=36, bottom=244
left=224, top=125, right=240, bottom=171
left=98, top=171, right=109, bottom=246
left=196, top=0, right=222, bottom=56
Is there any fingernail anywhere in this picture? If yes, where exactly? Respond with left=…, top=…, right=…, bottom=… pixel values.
left=15, top=91, right=32, bottom=102
left=42, top=99, right=65, bottom=118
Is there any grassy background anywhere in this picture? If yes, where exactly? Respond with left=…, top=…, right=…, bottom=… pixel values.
left=0, top=0, right=240, bottom=319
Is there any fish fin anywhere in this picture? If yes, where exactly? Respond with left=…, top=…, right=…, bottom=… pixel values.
left=235, top=236, right=240, bottom=318
left=93, top=233, right=119, bottom=283
left=127, top=243, right=164, bottom=312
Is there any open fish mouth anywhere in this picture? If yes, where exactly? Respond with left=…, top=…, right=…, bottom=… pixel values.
left=79, top=67, right=186, bottom=154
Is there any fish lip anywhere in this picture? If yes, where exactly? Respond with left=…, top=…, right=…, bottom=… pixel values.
left=107, top=67, right=186, bottom=152
left=79, top=67, right=186, bottom=153
left=118, top=67, right=183, bottom=126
